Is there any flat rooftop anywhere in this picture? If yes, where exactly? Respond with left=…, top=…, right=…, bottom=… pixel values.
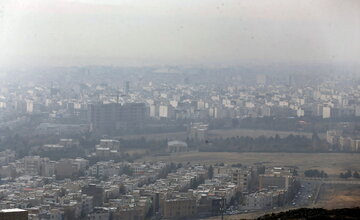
left=0, top=208, right=27, bottom=213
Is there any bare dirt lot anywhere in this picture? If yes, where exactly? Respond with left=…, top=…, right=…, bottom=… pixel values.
left=141, top=152, right=360, bottom=176
left=315, top=184, right=360, bottom=209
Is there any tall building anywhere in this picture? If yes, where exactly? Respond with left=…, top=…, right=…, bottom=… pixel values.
left=322, top=106, right=331, bottom=119
left=232, top=168, right=252, bottom=191
left=23, top=156, right=42, bottom=175
left=355, top=105, right=360, bottom=117
left=55, top=159, right=76, bottom=180
left=167, top=140, right=188, bottom=153
left=89, top=103, right=122, bottom=134
left=187, top=123, right=208, bottom=141
left=124, top=81, right=130, bottom=94
left=89, top=103, right=146, bottom=134
left=120, top=103, right=146, bottom=130
left=288, top=75, right=293, bottom=86
left=149, top=104, right=159, bottom=118
left=26, top=100, right=34, bottom=113
left=159, top=105, right=174, bottom=118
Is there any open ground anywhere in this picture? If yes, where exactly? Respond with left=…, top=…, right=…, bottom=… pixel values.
left=141, top=152, right=360, bottom=176
left=117, top=128, right=324, bottom=140
left=315, top=184, right=360, bottom=209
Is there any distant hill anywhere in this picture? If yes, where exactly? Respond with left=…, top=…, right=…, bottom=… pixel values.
left=257, top=207, right=360, bottom=220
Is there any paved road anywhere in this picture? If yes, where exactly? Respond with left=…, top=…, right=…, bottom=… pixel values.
left=291, top=180, right=317, bottom=207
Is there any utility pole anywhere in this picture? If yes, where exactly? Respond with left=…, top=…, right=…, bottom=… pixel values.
left=221, top=197, right=226, bottom=220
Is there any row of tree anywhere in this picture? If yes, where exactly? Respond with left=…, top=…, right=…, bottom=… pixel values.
left=197, top=134, right=327, bottom=152
left=339, top=170, right=360, bottom=179
left=304, top=169, right=328, bottom=178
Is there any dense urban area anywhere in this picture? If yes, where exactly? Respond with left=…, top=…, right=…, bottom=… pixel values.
left=0, top=66, right=359, bottom=219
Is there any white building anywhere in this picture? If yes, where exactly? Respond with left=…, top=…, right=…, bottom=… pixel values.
left=159, top=105, right=174, bottom=118
left=167, top=141, right=188, bottom=153
left=322, top=106, right=331, bottom=118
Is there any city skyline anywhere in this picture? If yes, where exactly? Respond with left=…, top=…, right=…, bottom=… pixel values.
left=0, top=1, right=359, bottom=219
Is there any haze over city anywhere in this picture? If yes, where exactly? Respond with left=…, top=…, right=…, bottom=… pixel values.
left=0, top=1, right=359, bottom=220
left=1, top=0, right=360, bottom=67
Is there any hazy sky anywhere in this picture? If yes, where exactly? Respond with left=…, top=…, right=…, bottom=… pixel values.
left=0, top=0, right=359, bottom=67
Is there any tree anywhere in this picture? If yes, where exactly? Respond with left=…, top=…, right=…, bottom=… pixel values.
left=320, top=171, right=328, bottom=178
left=119, top=184, right=126, bottom=194
left=191, top=175, right=205, bottom=189
left=353, top=171, right=360, bottom=178
left=170, top=162, right=176, bottom=171
left=231, top=163, right=242, bottom=168
left=257, top=166, right=266, bottom=175
left=208, top=165, right=214, bottom=179
left=311, top=132, right=320, bottom=142
left=293, top=169, right=298, bottom=176
left=304, top=169, right=328, bottom=178
left=275, top=134, right=281, bottom=142
left=122, top=165, right=133, bottom=176
left=344, top=170, right=352, bottom=179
